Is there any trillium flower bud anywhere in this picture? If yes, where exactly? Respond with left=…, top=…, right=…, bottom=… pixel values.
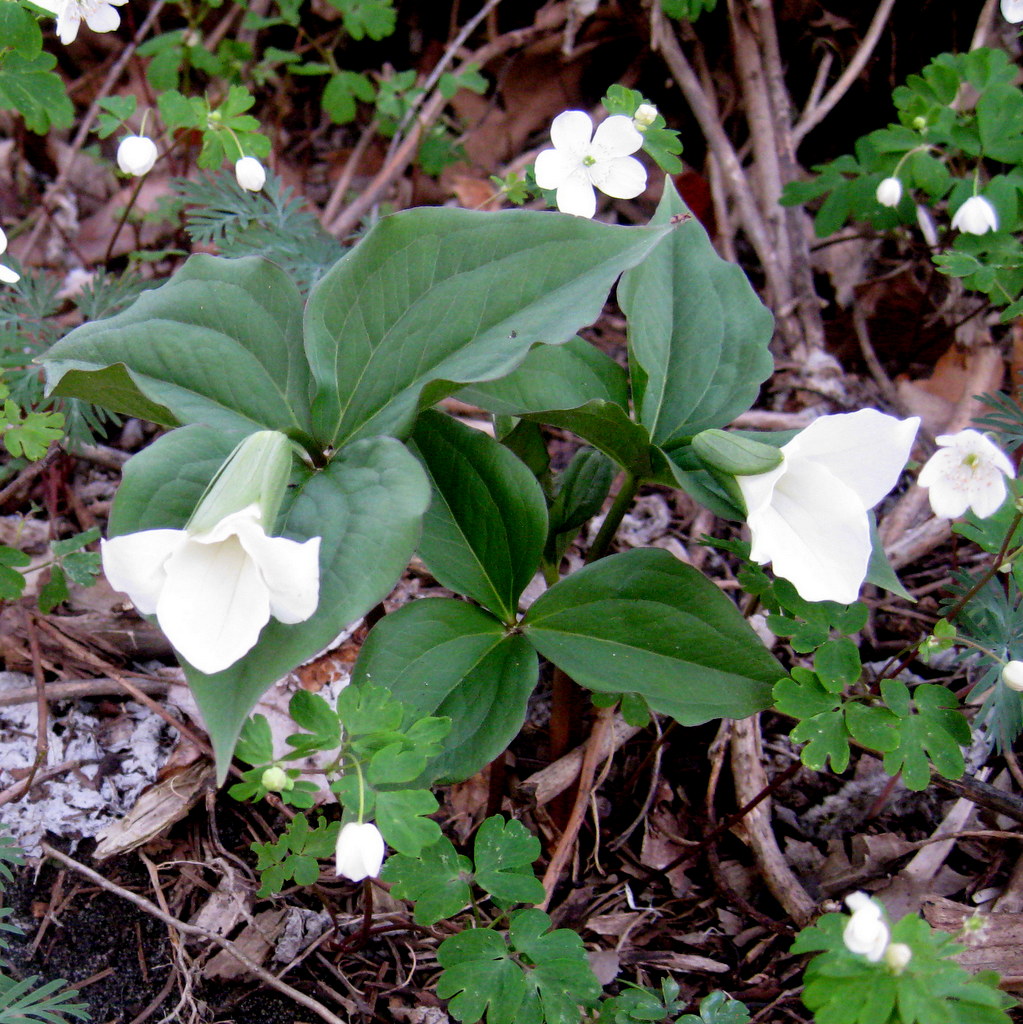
left=235, top=156, right=267, bottom=192
left=632, top=103, right=658, bottom=130
left=951, top=195, right=998, bottom=235
left=335, top=821, right=385, bottom=882
left=117, top=134, right=158, bottom=177
left=692, top=428, right=784, bottom=478
left=260, top=766, right=292, bottom=792
left=876, top=177, right=902, bottom=208
left=1003, top=661, right=1023, bottom=692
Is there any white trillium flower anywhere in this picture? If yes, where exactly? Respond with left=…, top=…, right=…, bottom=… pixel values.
left=235, top=156, right=267, bottom=192
left=335, top=821, right=386, bottom=882
left=918, top=429, right=1014, bottom=519
left=1003, top=661, right=1023, bottom=692
left=0, top=229, right=19, bottom=285
left=737, top=410, right=919, bottom=604
left=34, top=0, right=128, bottom=44
left=116, top=135, right=158, bottom=177
left=1003, top=0, right=1023, bottom=23
left=843, top=892, right=890, bottom=962
left=876, top=177, right=902, bottom=208
left=534, top=110, right=646, bottom=218
left=951, top=195, right=999, bottom=235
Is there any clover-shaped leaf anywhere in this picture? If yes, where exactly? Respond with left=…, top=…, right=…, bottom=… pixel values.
left=437, top=929, right=525, bottom=1024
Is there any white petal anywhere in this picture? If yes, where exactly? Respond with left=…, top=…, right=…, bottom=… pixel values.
left=0, top=264, right=19, bottom=284
left=56, top=5, right=81, bottom=42
left=101, top=530, right=187, bottom=614
left=158, top=535, right=270, bottom=673
left=549, top=110, right=593, bottom=159
left=747, top=462, right=873, bottom=604
left=85, top=3, right=120, bottom=32
left=534, top=148, right=582, bottom=191
left=192, top=503, right=263, bottom=544
left=783, top=410, right=919, bottom=510
left=335, top=821, right=385, bottom=881
left=589, top=115, right=643, bottom=160
left=967, top=473, right=1009, bottom=518
left=1004, top=0, right=1023, bottom=21
left=234, top=521, right=321, bottom=624
left=554, top=169, right=596, bottom=218
left=589, top=154, right=646, bottom=199
left=0, top=228, right=8, bottom=256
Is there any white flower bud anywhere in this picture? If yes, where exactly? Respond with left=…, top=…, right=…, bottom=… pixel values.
left=843, top=891, right=889, bottom=961
left=876, top=177, right=902, bottom=208
left=951, top=195, right=998, bottom=235
left=117, top=135, right=158, bottom=177
left=915, top=205, right=938, bottom=247
left=335, top=821, right=385, bottom=882
left=883, top=942, right=912, bottom=974
left=632, top=103, right=658, bottom=130
left=260, top=766, right=292, bottom=792
left=1002, top=0, right=1023, bottom=24
left=235, top=156, right=267, bottom=192
left=1003, top=661, right=1023, bottom=691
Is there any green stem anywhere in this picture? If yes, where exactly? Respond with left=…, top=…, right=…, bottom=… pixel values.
left=586, top=472, right=639, bottom=564
left=945, top=510, right=1023, bottom=623
left=103, top=173, right=148, bottom=265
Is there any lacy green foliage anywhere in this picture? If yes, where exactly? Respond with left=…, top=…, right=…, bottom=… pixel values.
left=792, top=913, right=1012, bottom=1024
left=383, top=816, right=544, bottom=925
left=601, top=985, right=749, bottom=1024
left=0, top=827, right=90, bottom=1023
left=251, top=812, right=338, bottom=895
left=0, top=5, right=72, bottom=134
left=436, top=908, right=601, bottom=1024
left=781, top=47, right=1023, bottom=319
left=175, top=173, right=345, bottom=293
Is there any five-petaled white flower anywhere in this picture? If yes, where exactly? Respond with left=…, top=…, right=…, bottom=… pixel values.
left=33, top=0, right=128, bottom=44
left=918, top=429, right=1014, bottom=519
left=534, top=111, right=646, bottom=219
left=235, top=157, right=266, bottom=192
left=102, top=504, right=320, bottom=674
left=117, top=135, right=158, bottom=177
left=0, top=229, right=18, bottom=285
left=1003, top=0, right=1023, bottom=23
left=843, top=892, right=890, bottom=962
left=876, top=177, right=902, bottom=208
left=335, top=821, right=385, bottom=882
left=951, top=195, right=999, bottom=235
left=737, top=410, right=919, bottom=604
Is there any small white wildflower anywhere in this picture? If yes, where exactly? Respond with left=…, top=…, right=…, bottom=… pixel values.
left=235, top=156, right=267, bottom=192
left=876, top=177, right=902, bottom=208
left=951, top=195, right=999, bottom=235
left=918, top=429, right=1014, bottom=519
left=0, top=229, right=19, bottom=285
left=116, top=135, right=158, bottom=177
left=843, top=892, right=890, bottom=962
left=335, top=822, right=385, bottom=882
left=1003, top=661, right=1023, bottom=692
left=883, top=942, right=912, bottom=974
left=632, top=103, right=658, bottom=130
left=1002, top=0, right=1023, bottom=23
left=33, top=0, right=128, bottom=44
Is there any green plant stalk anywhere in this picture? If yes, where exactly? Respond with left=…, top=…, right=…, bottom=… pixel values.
left=585, top=472, right=639, bottom=564
left=945, top=510, right=1023, bottom=622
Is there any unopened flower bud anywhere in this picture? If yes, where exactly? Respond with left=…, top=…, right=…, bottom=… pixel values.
left=912, top=115, right=928, bottom=131
left=335, top=821, right=385, bottom=882
left=632, top=103, right=658, bottom=130
left=692, top=428, right=783, bottom=477
left=261, top=766, right=292, bottom=792
left=843, top=891, right=889, bottom=962
left=876, top=177, right=902, bottom=208
left=235, top=156, right=266, bottom=192
left=117, top=135, right=158, bottom=177
left=883, top=942, right=912, bottom=974
left=1003, top=660, right=1023, bottom=692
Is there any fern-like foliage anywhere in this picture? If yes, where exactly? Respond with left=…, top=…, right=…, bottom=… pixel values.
left=0, top=827, right=90, bottom=1022
left=972, top=389, right=1023, bottom=452
left=175, top=171, right=345, bottom=293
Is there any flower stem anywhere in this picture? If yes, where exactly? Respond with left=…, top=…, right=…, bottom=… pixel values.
left=586, top=472, right=639, bottom=564
left=944, top=510, right=1023, bottom=622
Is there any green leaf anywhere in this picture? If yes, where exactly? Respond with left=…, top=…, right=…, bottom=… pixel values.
left=352, top=599, right=538, bottom=783
left=322, top=70, right=375, bottom=124
left=618, top=179, right=774, bottom=447
left=881, top=680, right=970, bottom=790
left=437, top=928, right=526, bottom=1024
left=42, top=255, right=314, bottom=436
left=411, top=410, right=548, bottom=620
left=4, top=407, right=65, bottom=460
left=108, top=424, right=431, bottom=780
left=375, top=788, right=441, bottom=856
left=330, top=0, right=396, bottom=39
left=337, top=682, right=404, bottom=736
left=234, top=714, right=275, bottom=765
left=286, top=690, right=341, bottom=750
left=773, top=671, right=850, bottom=773
left=547, top=447, right=615, bottom=563
left=814, top=638, right=862, bottom=694
left=381, top=836, right=472, bottom=925
left=0, top=544, right=29, bottom=601
left=0, top=51, right=74, bottom=134
left=532, top=401, right=657, bottom=478
left=304, top=207, right=669, bottom=446
left=37, top=566, right=68, bottom=613
left=0, top=4, right=43, bottom=56
left=473, top=816, right=545, bottom=905
left=522, top=548, right=781, bottom=724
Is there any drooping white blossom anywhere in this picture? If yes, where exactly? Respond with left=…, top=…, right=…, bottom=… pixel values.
left=1002, top=0, right=1023, bottom=23
left=235, top=156, right=267, bottom=192
left=0, top=229, right=19, bottom=285
left=33, top=0, right=128, bottom=44
left=1003, top=661, right=1023, bottom=692
left=116, top=135, right=158, bottom=177
left=876, top=177, right=902, bottom=208
left=918, top=429, right=1014, bottom=519
left=736, top=410, right=919, bottom=604
left=335, top=821, right=386, bottom=882
left=534, top=111, right=646, bottom=218
left=843, top=892, right=890, bottom=962
left=951, top=195, right=999, bottom=235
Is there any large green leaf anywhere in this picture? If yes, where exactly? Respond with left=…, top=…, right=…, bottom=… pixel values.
left=109, top=426, right=431, bottom=779
left=351, top=598, right=538, bottom=784
left=42, top=255, right=314, bottom=436
left=411, top=411, right=547, bottom=620
left=455, top=335, right=628, bottom=416
left=521, top=548, right=780, bottom=724
left=304, top=207, right=669, bottom=445
left=618, top=179, right=774, bottom=448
